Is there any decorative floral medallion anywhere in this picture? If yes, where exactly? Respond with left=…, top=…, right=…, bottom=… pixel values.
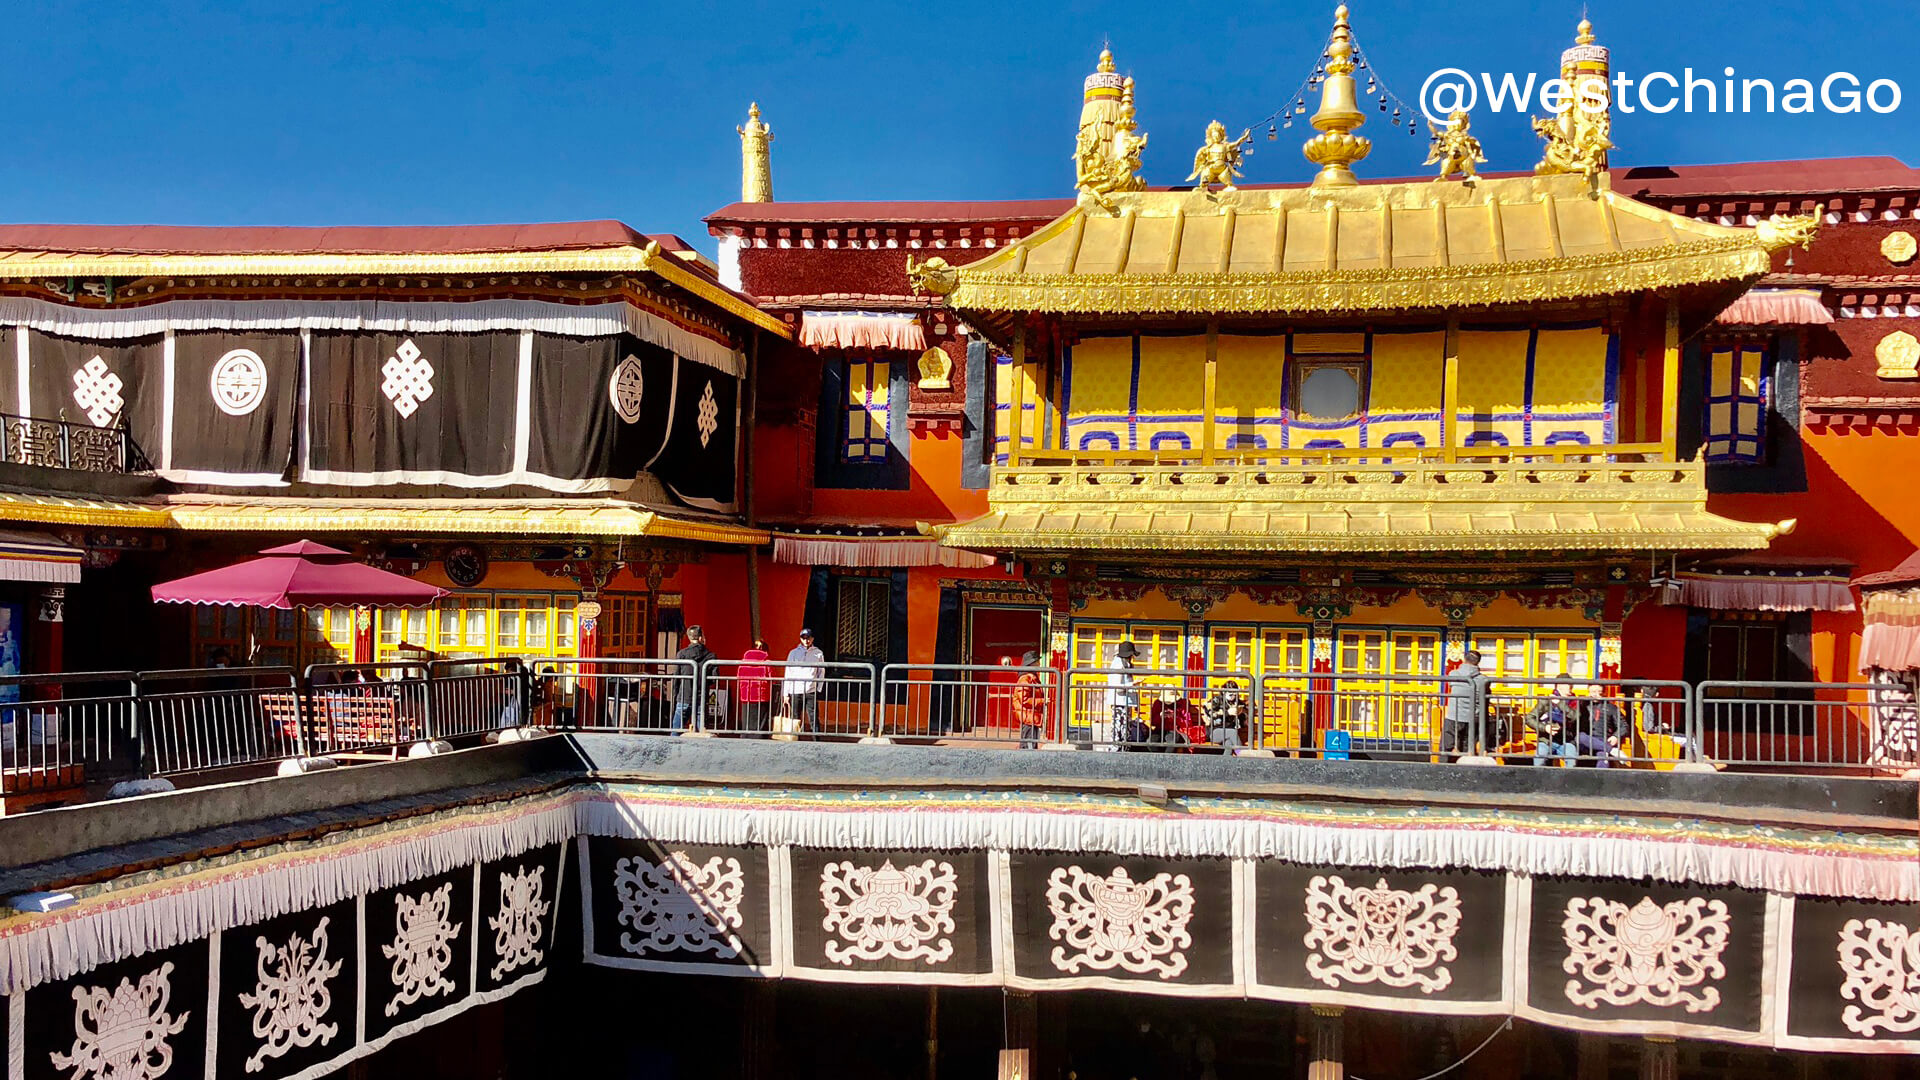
left=379, top=338, right=435, bottom=418
left=488, top=866, right=552, bottom=980
left=381, top=883, right=463, bottom=1016
left=238, top=917, right=344, bottom=1073
left=613, top=851, right=746, bottom=958
left=1046, top=865, right=1194, bottom=979
left=1303, top=875, right=1462, bottom=993
left=819, top=858, right=957, bottom=965
left=1838, top=917, right=1920, bottom=1037
left=1561, top=896, right=1730, bottom=1012
left=49, top=961, right=192, bottom=1080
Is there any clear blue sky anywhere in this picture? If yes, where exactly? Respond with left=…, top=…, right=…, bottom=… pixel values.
left=2, top=1, right=1908, bottom=254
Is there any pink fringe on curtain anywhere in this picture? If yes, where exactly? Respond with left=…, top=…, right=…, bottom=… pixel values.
left=1713, top=288, right=1833, bottom=327
left=799, top=312, right=926, bottom=351
left=1671, top=575, right=1855, bottom=612
left=773, top=536, right=996, bottom=569
left=1861, top=623, right=1920, bottom=672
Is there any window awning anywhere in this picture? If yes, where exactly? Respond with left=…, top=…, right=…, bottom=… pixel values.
left=773, top=534, right=995, bottom=569
left=1713, top=287, right=1833, bottom=327
left=798, top=311, right=925, bottom=352
left=1661, top=556, right=1855, bottom=612
left=0, top=530, right=82, bottom=584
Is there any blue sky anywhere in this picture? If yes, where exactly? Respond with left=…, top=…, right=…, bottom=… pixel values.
left=2, top=1, right=1908, bottom=254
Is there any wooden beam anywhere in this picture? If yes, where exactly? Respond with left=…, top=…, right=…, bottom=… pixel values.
left=1203, top=323, right=1219, bottom=465
left=1660, top=299, right=1681, bottom=462
left=1008, top=323, right=1027, bottom=467
left=1442, top=317, right=1461, bottom=462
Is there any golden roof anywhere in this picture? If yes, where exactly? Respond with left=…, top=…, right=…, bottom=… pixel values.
left=909, top=173, right=1794, bottom=317
left=930, top=460, right=1791, bottom=556
left=0, top=493, right=767, bottom=545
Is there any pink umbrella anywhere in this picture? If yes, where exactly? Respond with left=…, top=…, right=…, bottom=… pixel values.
left=151, top=541, right=449, bottom=610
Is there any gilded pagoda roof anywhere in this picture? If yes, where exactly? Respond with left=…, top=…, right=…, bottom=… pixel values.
left=909, top=173, right=1799, bottom=318
left=930, top=460, right=1791, bottom=557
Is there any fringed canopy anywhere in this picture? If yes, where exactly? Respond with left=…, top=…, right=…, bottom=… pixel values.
left=798, top=311, right=925, bottom=352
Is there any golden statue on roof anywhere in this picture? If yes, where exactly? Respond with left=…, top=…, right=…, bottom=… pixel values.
left=1073, top=49, right=1148, bottom=211
left=737, top=103, right=773, bottom=203
left=1187, top=121, right=1252, bottom=192
left=1425, top=110, right=1485, bottom=182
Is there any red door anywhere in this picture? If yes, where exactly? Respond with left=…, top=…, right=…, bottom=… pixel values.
left=968, top=607, right=1045, bottom=731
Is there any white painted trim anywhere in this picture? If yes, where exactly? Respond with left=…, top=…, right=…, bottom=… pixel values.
left=297, top=467, right=624, bottom=493
left=512, top=330, right=533, bottom=475
left=202, top=930, right=221, bottom=1079
left=297, top=327, right=312, bottom=480
left=160, top=329, right=175, bottom=471
left=13, top=331, right=27, bottom=421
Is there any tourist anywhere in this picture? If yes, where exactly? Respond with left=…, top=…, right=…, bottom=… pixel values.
left=783, top=629, right=825, bottom=737
left=671, top=625, right=715, bottom=733
left=1205, top=680, right=1249, bottom=750
left=1526, top=676, right=1580, bottom=766
left=1106, top=641, right=1141, bottom=749
left=1574, top=684, right=1630, bottom=767
left=738, top=638, right=772, bottom=737
left=1441, top=650, right=1489, bottom=759
left=1011, top=650, right=1050, bottom=749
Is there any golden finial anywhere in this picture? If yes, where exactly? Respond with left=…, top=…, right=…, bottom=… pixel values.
left=1536, top=17, right=1613, bottom=184
left=1575, top=18, right=1595, bottom=44
left=737, top=103, right=773, bottom=203
left=1074, top=47, right=1147, bottom=210
left=1097, top=48, right=1115, bottom=73
left=1302, top=4, right=1371, bottom=187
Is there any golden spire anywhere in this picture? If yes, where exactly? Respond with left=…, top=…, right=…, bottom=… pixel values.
left=1535, top=17, right=1613, bottom=184
left=1301, top=5, right=1371, bottom=187
left=1073, top=47, right=1147, bottom=209
left=737, top=103, right=773, bottom=203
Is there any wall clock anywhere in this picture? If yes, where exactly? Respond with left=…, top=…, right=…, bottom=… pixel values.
left=444, top=544, right=488, bottom=588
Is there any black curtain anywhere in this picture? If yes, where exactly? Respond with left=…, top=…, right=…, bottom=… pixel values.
left=171, top=331, right=299, bottom=479
left=307, top=330, right=517, bottom=479
left=654, top=360, right=739, bottom=506
left=802, top=567, right=831, bottom=656
left=27, top=331, right=164, bottom=461
left=526, top=334, right=674, bottom=483
left=930, top=585, right=962, bottom=730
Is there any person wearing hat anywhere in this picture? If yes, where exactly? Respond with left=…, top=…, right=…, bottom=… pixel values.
left=1011, top=649, right=1051, bottom=749
left=672, top=625, right=716, bottom=733
left=1105, top=641, right=1142, bottom=750
left=783, top=629, right=826, bottom=737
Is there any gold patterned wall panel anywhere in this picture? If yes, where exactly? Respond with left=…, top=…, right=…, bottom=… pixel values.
left=1062, top=335, right=1135, bottom=453
left=1456, top=329, right=1532, bottom=448
left=1135, top=334, right=1208, bottom=453
left=1214, top=335, right=1286, bottom=451
left=1366, top=330, right=1446, bottom=452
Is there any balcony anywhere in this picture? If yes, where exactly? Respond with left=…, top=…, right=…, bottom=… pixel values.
left=0, top=412, right=149, bottom=474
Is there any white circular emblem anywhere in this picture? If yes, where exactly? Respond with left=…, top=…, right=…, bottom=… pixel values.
left=209, top=349, right=268, bottom=416
left=608, top=354, right=645, bottom=423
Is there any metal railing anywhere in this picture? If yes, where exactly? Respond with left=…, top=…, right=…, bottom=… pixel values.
left=138, top=666, right=300, bottom=775
left=427, top=658, right=527, bottom=739
left=529, top=658, right=697, bottom=733
left=4, top=656, right=1917, bottom=804
left=297, top=662, right=432, bottom=756
left=1693, top=679, right=1920, bottom=774
left=0, top=672, right=141, bottom=791
left=0, top=411, right=151, bottom=473
left=702, top=659, right=879, bottom=738
left=877, top=663, right=1064, bottom=745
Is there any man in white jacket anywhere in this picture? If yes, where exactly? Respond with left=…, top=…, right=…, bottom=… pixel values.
left=782, top=629, right=826, bottom=736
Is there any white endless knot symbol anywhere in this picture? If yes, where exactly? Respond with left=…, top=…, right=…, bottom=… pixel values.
left=380, top=339, right=435, bottom=419
left=609, top=355, right=645, bottom=423
left=71, top=356, right=124, bottom=427
left=210, top=349, right=269, bottom=417
left=696, top=380, right=720, bottom=447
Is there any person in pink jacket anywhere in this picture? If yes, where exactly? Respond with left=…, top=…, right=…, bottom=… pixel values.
left=738, top=639, right=773, bottom=737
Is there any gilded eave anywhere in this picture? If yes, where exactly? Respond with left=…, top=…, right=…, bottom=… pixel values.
left=931, top=461, right=1790, bottom=557
left=920, top=173, right=1779, bottom=317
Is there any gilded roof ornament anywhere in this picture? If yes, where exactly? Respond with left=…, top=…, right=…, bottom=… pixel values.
left=1755, top=205, right=1824, bottom=251
left=1187, top=121, right=1253, bottom=193
left=1534, top=19, right=1613, bottom=185
left=905, top=254, right=958, bottom=296
left=737, top=103, right=773, bottom=203
left=1424, top=110, right=1485, bottom=183
left=1302, top=5, right=1371, bottom=188
left=1074, top=48, right=1148, bottom=211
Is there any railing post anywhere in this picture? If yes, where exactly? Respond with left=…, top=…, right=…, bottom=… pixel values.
left=695, top=658, right=709, bottom=734
left=870, top=663, right=882, bottom=738
left=129, top=672, right=154, bottom=779
left=417, top=663, right=438, bottom=742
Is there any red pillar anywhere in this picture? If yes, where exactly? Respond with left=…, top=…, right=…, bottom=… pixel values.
left=1046, top=576, right=1070, bottom=671
left=31, top=587, right=65, bottom=674
left=352, top=607, right=374, bottom=665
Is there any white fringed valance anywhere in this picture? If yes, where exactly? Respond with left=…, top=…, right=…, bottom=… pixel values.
left=0, top=297, right=742, bottom=375
left=1714, top=287, right=1834, bottom=326
left=798, top=311, right=925, bottom=352
left=772, top=536, right=996, bottom=569
left=574, top=788, right=1920, bottom=904
left=1666, top=574, right=1856, bottom=612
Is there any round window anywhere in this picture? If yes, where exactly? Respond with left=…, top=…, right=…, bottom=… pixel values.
left=1298, top=366, right=1361, bottom=420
